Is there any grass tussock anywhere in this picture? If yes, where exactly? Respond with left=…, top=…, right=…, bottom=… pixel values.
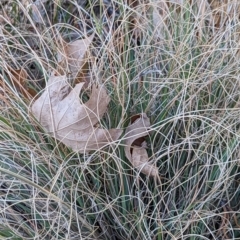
left=0, top=0, right=240, bottom=239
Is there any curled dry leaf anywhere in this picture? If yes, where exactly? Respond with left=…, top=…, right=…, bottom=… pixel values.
left=31, top=34, right=122, bottom=152
left=31, top=75, right=122, bottom=152
left=58, top=34, right=94, bottom=80
left=0, top=67, right=37, bottom=100
left=124, top=113, right=158, bottom=177
left=132, top=147, right=158, bottom=176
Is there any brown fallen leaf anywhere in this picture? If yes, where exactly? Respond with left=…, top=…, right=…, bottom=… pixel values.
left=124, top=113, right=158, bottom=177
left=0, top=67, right=37, bottom=100
left=31, top=74, right=122, bottom=152
left=132, top=147, right=158, bottom=177
left=57, top=34, right=94, bottom=81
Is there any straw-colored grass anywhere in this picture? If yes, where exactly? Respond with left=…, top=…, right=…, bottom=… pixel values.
left=0, top=0, right=239, bottom=239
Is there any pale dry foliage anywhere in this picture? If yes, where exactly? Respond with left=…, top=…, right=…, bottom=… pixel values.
left=124, top=113, right=159, bottom=177
left=31, top=75, right=122, bottom=152
left=0, top=0, right=240, bottom=239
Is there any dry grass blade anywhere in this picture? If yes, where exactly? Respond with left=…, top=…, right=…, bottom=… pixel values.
left=0, top=0, right=240, bottom=239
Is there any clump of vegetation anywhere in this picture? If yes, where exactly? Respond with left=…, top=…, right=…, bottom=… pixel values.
left=0, top=0, right=239, bottom=239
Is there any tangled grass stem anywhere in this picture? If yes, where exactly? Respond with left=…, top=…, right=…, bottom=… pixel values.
left=0, top=0, right=239, bottom=239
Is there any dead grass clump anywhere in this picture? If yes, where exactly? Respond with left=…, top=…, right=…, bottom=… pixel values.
left=0, top=0, right=239, bottom=239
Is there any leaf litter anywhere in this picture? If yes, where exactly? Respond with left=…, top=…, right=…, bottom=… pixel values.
left=30, top=33, right=158, bottom=176
left=0, top=67, right=37, bottom=100
left=124, top=114, right=158, bottom=177
left=31, top=74, right=122, bottom=152
left=57, top=34, right=94, bottom=80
